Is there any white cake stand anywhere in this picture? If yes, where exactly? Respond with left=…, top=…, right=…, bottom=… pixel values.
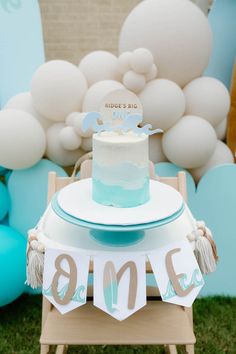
left=57, top=178, right=183, bottom=225
left=47, top=178, right=185, bottom=246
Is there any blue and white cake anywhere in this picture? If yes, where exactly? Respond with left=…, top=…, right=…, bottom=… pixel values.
left=92, top=131, right=150, bottom=208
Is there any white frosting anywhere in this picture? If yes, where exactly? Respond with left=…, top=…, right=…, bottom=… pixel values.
left=93, top=131, right=149, bottom=166
left=93, top=162, right=148, bottom=189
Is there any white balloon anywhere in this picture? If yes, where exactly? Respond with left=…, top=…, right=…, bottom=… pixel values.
left=191, top=0, right=209, bottom=15
left=119, top=0, right=212, bottom=87
left=118, top=52, right=132, bottom=74
left=59, top=126, right=82, bottom=151
left=139, top=79, right=186, bottom=130
left=82, top=80, right=124, bottom=112
left=162, top=115, right=217, bottom=168
left=190, top=140, right=234, bottom=182
left=65, top=112, right=78, bottom=126
left=46, top=123, right=84, bottom=166
left=65, top=112, right=93, bottom=138
left=31, top=60, right=88, bottom=121
left=149, top=134, right=168, bottom=164
left=4, top=92, right=52, bottom=131
left=72, top=112, right=94, bottom=138
left=122, top=70, right=146, bottom=93
left=81, top=137, right=92, bottom=152
left=130, top=48, right=154, bottom=74
left=184, top=77, right=230, bottom=127
left=215, top=118, right=227, bottom=141
left=79, top=51, right=121, bottom=86
left=0, top=109, right=46, bottom=169
left=145, top=64, right=158, bottom=82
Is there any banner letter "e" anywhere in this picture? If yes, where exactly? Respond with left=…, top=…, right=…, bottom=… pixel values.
left=165, top=248, right=194, bottom=297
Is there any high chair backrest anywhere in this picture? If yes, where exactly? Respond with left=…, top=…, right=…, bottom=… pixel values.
left=48, top=160, right=187, bottom=203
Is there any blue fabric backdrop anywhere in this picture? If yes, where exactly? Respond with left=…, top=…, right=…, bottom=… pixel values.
left=0, top=0, right=44, bottom=108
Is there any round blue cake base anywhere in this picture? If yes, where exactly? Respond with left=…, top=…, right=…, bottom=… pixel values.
left=89, top=229, right=145, bottom=246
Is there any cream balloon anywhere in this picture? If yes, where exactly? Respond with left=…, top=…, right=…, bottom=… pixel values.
left=4, top=92, right=52, bottom=131
left=79, top=51, right=121, bottom=86
left=0, top=109, right=46, bottom=169
left=68, top=112, right=94, bottom=138
left=145, top=64, right=158, bottom=82
left=215, top=118, right=227, bottom=141
left=82, top=80, right=124, bottom=112
left=162, top=115, right=217, bottom=169
left=31, top=60, right=88, bottom=121
left=65, top=112, right=78, bottom=127
left=122, top=70, right=146, bottom=93
left=149, top=134, right=168, bottom=164
left=118, top=52, right=132, bottom=74
left=119, top=0, right=212, bottom=87
left=81, top=137, right=92, bottom=152
left=130, top=48, right=154, bottom=74
left=190, top=140, right=234, bottom=182
left=184, top=77, right=230, bottom=127
left=139, top=79, right=186, bottom=131
left=46, top=123, right=84, bottom=166
left=191, top=0, right=209, bottom=15
left=59, top=126, right=82, bottom=151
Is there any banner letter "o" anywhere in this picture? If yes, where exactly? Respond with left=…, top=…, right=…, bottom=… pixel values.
left=51, top=254, right=77, bottom=305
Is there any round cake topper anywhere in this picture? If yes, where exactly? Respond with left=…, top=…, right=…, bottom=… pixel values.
left=100, top=89, right=143, bottom=123
left=82, top=89, right=163, bottom=136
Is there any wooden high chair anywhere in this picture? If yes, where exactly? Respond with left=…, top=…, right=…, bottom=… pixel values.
left=40, top=161, right=195, bottom=354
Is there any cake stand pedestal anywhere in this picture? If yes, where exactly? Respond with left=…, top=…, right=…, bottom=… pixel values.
left=39, top=169, right=195, bottom=354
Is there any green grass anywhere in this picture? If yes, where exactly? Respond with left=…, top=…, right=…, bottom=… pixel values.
left=0, top=295, right=236, bottom=354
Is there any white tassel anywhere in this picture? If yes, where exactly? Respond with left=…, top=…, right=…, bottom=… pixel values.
left=187, top=222, right=218, bottom=275
left=26, top=233, right=45, bottom=289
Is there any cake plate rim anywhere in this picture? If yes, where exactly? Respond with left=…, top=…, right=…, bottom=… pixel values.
left=56, top=178, right=184, bottom=227
left=51, top=194, right=185, bottom=232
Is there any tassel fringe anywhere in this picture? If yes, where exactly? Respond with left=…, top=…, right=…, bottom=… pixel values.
left=187, top=221, right=218, bottom=274
left=26, top=230, right=45, bottom=289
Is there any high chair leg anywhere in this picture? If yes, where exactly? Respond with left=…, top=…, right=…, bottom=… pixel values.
left=186, top=344, right=195, bottom=354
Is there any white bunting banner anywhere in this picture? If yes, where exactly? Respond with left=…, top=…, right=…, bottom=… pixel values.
left=148, top=239, right=204, bottom=307
left=93, top=253, right=146, bottom=321
left=42, top=248, right=90, bottom=314
left=41, top=240, right=205, bottom=318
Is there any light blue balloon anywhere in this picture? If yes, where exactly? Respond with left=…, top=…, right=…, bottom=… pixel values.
left=154, top=162, right=236, bottom=296
left=1, top=215, right=9, bottom=225
left=4, top=170, right=12, bottom=183
left=0, top=225, right=26, bottom=306
left=8, top=159, right=67, bottom=237
left=0, top=166, right=9, bottom=175
left=191, top=164, right=236, bottom=296
left=0, top=181, right=10, bottom=221
left=204, top=0, right=236, bottom=89
left=0, top=0, right=44, bottom=107
left=24, top=284, right=41, bottom=295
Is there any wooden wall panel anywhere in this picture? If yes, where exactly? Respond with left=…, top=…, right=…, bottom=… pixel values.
left=39, top=0, right=141, bottom=64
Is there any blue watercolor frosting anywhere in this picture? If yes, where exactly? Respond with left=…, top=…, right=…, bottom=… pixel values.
left=92, top=178, right=150, bottom=208
left=93, top=161, right=148, bottom=190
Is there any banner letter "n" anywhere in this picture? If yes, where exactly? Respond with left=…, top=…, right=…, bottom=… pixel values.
left=103, top=261, right=138, bottom=312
